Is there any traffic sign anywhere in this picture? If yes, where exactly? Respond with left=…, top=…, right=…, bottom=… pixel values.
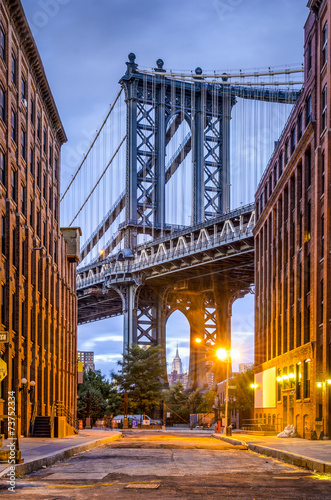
left=0, top=331, right=9, bottom=343
left=0, top=359, right=7, bottom=382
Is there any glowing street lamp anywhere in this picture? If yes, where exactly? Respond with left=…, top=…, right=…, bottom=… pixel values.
left=216, top=348, right=239, bottom=436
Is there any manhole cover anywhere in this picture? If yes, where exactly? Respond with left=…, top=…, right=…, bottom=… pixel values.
left=124, top=483, right=161, bottom=489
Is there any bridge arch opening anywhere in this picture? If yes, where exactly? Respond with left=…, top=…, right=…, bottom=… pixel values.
left=166, top=309, right=190, bottom=387
left=230, top=294, right=254, bottom=373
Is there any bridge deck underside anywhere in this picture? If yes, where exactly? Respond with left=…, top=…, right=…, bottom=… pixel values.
left=77, top=248, right=254, bottom=325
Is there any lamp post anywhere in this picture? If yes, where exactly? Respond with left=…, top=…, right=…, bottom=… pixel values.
left=216, top=348, right=239, bottom=436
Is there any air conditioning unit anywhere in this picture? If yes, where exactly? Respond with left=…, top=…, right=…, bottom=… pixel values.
left=22, top=98, right=27, bottom=107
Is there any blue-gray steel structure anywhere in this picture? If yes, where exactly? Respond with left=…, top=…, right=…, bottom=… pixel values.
left=76, top=55, right=300, bottom=387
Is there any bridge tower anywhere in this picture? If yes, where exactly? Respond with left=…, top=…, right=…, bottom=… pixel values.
left=112, top=54, right=238, bottom=386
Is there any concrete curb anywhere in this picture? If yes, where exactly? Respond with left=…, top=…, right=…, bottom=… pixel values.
left=212, top=433, right=331, bottom=473
left=1, top=432, right=122, bottom=478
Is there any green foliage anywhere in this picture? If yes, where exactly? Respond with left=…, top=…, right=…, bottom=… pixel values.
left=196, top=388, right=217, bottom=414
left=228, top=368, right=254, bottom=411
left=77, top=369, right=121, bottom=423
left=112, top=344, right=164, bottom=416
left=165, top=381, right=190, bottom=422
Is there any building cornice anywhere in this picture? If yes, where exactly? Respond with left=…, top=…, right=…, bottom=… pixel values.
left=4, top=0, right=67, bottom=145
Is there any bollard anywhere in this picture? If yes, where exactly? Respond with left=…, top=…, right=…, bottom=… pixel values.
left=218, top=420, right=221, bottom=434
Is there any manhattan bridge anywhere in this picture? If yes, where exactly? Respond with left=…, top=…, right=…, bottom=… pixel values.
left=61, top=54, right=303, bottom=388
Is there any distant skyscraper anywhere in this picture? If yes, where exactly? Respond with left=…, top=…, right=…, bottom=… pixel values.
left=171, top=345, right=183, bottom=375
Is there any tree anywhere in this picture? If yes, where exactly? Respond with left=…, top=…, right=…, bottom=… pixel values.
left=112, top=345, right=164, bottom=418
left=228, top=368, right=254, bottom=412
left=77, top=369, right=121, bottom=423
left=165, top=381, right=190, bottom=423
left=197, top=388, right=217, bottom=414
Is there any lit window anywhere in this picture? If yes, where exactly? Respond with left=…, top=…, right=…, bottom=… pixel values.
left=295, top=363, right=301, bottom=399
left=303, top=359, right=310, bottom=399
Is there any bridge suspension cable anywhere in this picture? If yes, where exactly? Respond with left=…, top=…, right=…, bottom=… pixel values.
left=62, top=60, right=301, bottom=268
left=60, top=88, right=123, bottom=202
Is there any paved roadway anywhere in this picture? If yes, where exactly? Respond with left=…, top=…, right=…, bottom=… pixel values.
left=1, top=431, right=331, bottom=499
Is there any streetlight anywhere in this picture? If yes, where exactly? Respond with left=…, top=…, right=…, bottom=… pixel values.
left=216, top=348, right=239, bottom=436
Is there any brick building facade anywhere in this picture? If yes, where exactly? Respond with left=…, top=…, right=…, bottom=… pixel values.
left=0, top=0, right=79, bottom=437
left=254, top=0, right=330, bottom=438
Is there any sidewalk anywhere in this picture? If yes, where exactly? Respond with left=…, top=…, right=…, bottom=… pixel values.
left=0, top=429, right=121, bottom=478
left=213, top=431, right=331, bottom=473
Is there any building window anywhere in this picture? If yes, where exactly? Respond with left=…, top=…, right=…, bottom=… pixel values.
left=21, top=128, right=26, bottom=161
left=1, top=214, right=5, bottom=255
left=305, top=93, right=311, bottom=126
left=307, top=38, right=312, bottom=73
left=307, top=253, right=311, bottom=293
left=30, top=98, right=34, bottom=123
left=321, top=151, right=325, bottom=194
left=37, top=114, right=41, bottom=140
left=43, top=173, right=46, bottom=200
left=30, top=148, right=34, bottom=175
left=321, top=215, right=324, bottom=259
left=29, top=199, right=34, bottom=227
left=12, top=227, right=16, bottom=267
left=322, top=84, right=327, bottom=131
left=273, top=164, right=277, bottom=187
left=277, top=369, right=282, bottom=402
left=320, top=280, right=324, bottom=324
left=21, top=184, right=26, bottom=216
left=298, top=164, right=302, bottom=199
left=279, top=151, right=283, bottom=176
left=285, top=139, right=289, bottom=165
left=322, top=22, right=327, bottom=67
left=43, top=128, right=47, bottom=154
left=295, top=363, right=301, bottom=399
left=297, top=111, right=303, bottom=140
left=11, top=53, right=17, bottom=86
left=290, top=126, right=296, bottom=154
left=303, top=359, right=310, bottom=399
left=11, top=109, right=17, bottom=143
left=36, top=211, right=40, bottom=238
left=0, top=24, right=5, bottom=61
left=306, top=149, right=311, bottom=187
left=307, top=201, right=311, bottom=240
left=21, top=78, right=26, bottom=103
left=0, top=150, right=5, bottom=185
left=37, top=161, right=41, bottom=188
left=305, top=306, right=310, bottom=343
left=11, top=169, right=16, bottom=202
left=49, top=145, right=53, bottom=168
left=54, top=156, right=58, bottom=180
left=0, top=85, right=5, bottom=123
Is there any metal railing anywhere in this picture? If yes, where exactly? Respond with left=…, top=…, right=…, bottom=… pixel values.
left=29, top=402, right=38, bottom=437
